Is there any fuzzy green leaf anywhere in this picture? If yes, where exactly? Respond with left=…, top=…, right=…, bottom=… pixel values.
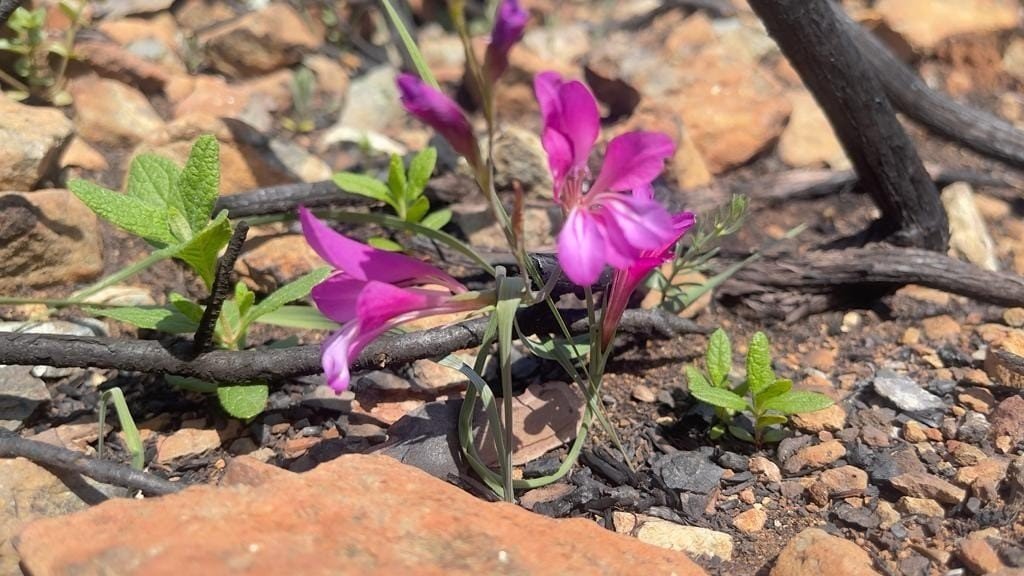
left=333, top=172, right=396, bottom=209
left=245, top=267, right=332, bottom=325
left=387, top=153, right=407, bottom=199
left=177, top=135, right=220, bottom=232
left=218, top=298, right=243, bottom=346
left=368, top=237, right=403, bottom=251
left=706, top=328, right=731, bottom=388
left=235, top=282, right=255, bottom=318
left=757, top=379, right=793, bottom=402
left=170, top=293, right=203, bottom=322
left=70, top=180, right=175, bottom=245
left=126, top=154, right=183, bottom=212
left=687, top=366, right=748, bottom=412
left=175, top=212, right=232, bottom=288
left=407, top=147, right=436, bottom=197
left=762, top=391, right=834, bottom=415
left=87, top=306, right=198, bottom=333
left=406, top=195, right=430, bottom=223
left=420, top=208, right=451, bottom=230
left=217, top=382, right=268, bottom=419
left=755, top=414, right=788, bottom=428
left=746, top=331, right=774, bottom=395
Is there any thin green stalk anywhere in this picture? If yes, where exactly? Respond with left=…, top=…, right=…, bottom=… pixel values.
left=48, top=0, right=84, bottom=100
left=70, top=248, right=176, bottom=302
left=379, top=0, right=438, bottom=89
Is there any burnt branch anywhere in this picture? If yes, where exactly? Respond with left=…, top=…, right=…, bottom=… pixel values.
left=842, top=10, right=1024, bottom=170
left=192, top=222, right=249, bottom=355
left=213, top=180, right=362, bottom=219
left=746, top=0, right=948, bottom=250
left=0, top=309, right=703, bottom=384
left=0, top=432, right=182, bottom=496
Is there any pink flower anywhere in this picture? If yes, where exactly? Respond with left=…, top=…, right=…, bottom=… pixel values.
left=534, top=71, right=679, bottom=286
left=599, top=188, right=695, bottom=350
left=483, top=0, right=528, bottom=83
left=300, top=207, right=491, bottom=391
left=397, top=73, right=482, bottom=171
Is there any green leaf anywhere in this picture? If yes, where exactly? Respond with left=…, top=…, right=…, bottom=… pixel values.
left=706, top=328, right=731, bottom=388
left=761, top=428, right=787, bottom=444
left=333, top=172, right=396, bottom=209
left=755, top=414, right=788, bottom=428
left=126, top=153, right=183, bottom=212
left=368, top=237, right=403, bottom=251
left=245, top=267, right=332, bottom=325
left=762, top=391, right=834, bottom=415
left=387, top=153, right=407, bottom=199
left=175, top=212, right=232, bottom=288
left=178, top=135, right=220, bottom=232
left=167, top=206, right=193, bottom=243
left=746, top=331, right=774, bottom=395
left=170, top=293, right=203, bottom=322
left=420, top=208, right=451, bottom=230
left=217, top=382, right=268, bottom=419
left=405, top=195, right=430, bottom=223
left=687, top=366, right=748, bottom=412
left=235, top=282, right=255, bottom=318
left=757, top=379, right=793, bottom=402
left=379, top=0, right=439, bottom=89
left=729, top=424, right=755, bottom=443
left=254, top=305, right=339, bottom=330
left=218, top=298, right=242, bottom=346
left=522, top=334, right=591, bottom=361
left=87, top=306, right=198, bottom=333
left=407, top=147, right=436, bottom=197
left=97, top=387, right=144, bottom=471
left=70, top=180, right=174, bottom=245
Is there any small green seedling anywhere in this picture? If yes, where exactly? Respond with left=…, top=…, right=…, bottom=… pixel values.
left=97, top=387, right=144, bottom=471
left=0, top=0, right=86, bottom=105
left=686, top=329, right=834, bottom=445
left=333, top=147, right=451, bottom=251
left=282, top=66, right=316, bottom=133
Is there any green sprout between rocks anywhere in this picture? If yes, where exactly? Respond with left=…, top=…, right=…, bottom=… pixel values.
left=333, top=147, right=452, bottom=251
left=686, top=329, right=834, bottom=446
left=282, top=65, right=317, bottom=133
left=0, top=0, right=87, bottom=105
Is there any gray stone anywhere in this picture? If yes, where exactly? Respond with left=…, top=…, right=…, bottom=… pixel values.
left=375, top=399, right=466, bottom=480
left=0, top=366, right=50, bottom=430
left=957, top=411, right=990, bottom=444
left=655, top=451, right=725, bottom=494
left=873, top=370, right=945, bottom=413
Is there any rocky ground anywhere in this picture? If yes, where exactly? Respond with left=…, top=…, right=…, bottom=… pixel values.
left=2, top=0, right=1024, bottom=574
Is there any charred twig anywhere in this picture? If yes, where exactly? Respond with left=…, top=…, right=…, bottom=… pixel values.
left=0, top=431, right=182, bottom=496
left=720, top=246, right=1024, bottom=314
left=841, top=10, right=1024, bottom=170
left=213, top=180, right=362, bottom=219
left=617, top=0, right=736, bottom=30
left=0, top=310, right=703, bottom=384
left=192, top=222, right=249, bottom=355
left=746, top=0, right=948, bottom=250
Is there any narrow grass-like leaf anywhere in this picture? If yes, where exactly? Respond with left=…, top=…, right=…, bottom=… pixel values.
left=97, top=387, right=144, bottom=471
left=255, top=305, right=339, bottom=330
left=245, top=267, right=331, bottom=325
left=379, top=0, right=439, bottom=89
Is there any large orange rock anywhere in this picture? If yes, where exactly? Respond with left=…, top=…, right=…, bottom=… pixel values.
left=15, top=454, right=708, bottom=575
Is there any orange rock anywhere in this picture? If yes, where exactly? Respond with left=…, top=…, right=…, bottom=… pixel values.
left=771, top=528, right=881, bottom=576
left=15, top=455, right=708, bottom=575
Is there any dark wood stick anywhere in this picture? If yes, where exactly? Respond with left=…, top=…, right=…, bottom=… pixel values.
left=746, top=0, right=948, bottom=251
left=0, top=310, right=703, bottom=384
left=841, top=10, right=1024, bottom=170
left=0, top=432, right=182, bottom=496
left=192, top=222, right=249, bottom=355
left=0, top=0, right=25, bottom=27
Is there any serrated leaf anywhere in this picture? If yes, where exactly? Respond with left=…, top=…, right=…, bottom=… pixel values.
left=333, top=172, right=396, bottom=209
left=244, top=267, right=332, bottom=325
left=406, top=195, right=430, bottom=223
left=762, top=391, right=834, bottom=415
left=217, top=381, right=268, bottom=419
left=387, top=153, right=407, bottom=199
left=178, top=135, right=220, bottom=232
left=757, top=379, right=793, bottom=402
left=167, top=206, right=193, bottom=243
left=420, top=208, right=451, bottom=230
left=70, top=180, right=175, bottom=245
left=367, top=237, right=403, bottom=251
left=407, top=147, right=436, bottom=197
left=175, top=212, right=232, bottom=288
left=87, top=306, right=198, bottom=333
left=706, top=328, right=731, bottom=387
left=170, top=293, right=203, bottom=322
left=687, top=366, right=748, bottom=411
left=746, top=331, right=775, bottom=395
left=126, top=153, right=182, bottom=210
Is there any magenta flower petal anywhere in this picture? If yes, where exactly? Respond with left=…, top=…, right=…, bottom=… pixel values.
left=310, top=275, right=368, bottom=323
left=534, top=72, right=599, bottom=177
left=397, top=73, right=481, bottom=168
left=557, top=208, right=608, bottom=285
left=601, top=193, right=677, bottom=253
left=591, top=132, right=676, bottom=194
left=484, top=0, right=528, bottom=82
left=299, top=207, right=465, bottom=293
left=354, top=281, right=449, bottom=333
left=321, top=324, right=359, bottom=392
